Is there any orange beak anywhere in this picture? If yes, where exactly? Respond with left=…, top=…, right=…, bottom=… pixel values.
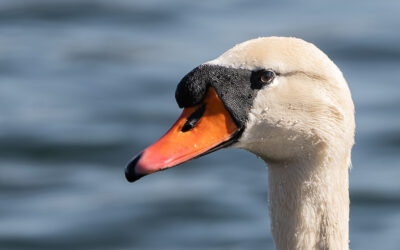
left=125, top=87, right=241, bottom=182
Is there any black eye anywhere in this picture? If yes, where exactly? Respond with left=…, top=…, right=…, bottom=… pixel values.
left=260, top=70, right=276, bottom=84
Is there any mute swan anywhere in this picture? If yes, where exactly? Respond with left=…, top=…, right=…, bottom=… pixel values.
left=125, top=37, right=355, bottom=250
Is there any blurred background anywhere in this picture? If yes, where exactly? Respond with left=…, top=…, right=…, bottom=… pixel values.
left=0, top=0, right=399, bottom=249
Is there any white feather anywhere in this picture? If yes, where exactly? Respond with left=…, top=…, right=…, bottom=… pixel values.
left=208, top=37, right=355, bottom=250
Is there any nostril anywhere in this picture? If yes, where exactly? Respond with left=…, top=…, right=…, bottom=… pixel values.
left=181, top=104, right=206, bottom=132
left=125, top=153, right=145, bottom=182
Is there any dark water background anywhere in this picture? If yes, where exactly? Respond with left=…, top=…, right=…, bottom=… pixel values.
left=0, top=0, right=399, bottom=249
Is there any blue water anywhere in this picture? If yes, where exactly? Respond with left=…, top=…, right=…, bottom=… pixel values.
left=0, top=0, right=399, bottom=249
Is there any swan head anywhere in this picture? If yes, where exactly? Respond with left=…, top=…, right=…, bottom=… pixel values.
left=125, top=37, right=355, bottom=182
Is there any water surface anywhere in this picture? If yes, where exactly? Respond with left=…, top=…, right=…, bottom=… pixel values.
left=0, top=0, right=399, bottom=249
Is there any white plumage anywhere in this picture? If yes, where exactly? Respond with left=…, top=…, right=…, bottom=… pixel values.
left=208, top=37, right=355, bottom=249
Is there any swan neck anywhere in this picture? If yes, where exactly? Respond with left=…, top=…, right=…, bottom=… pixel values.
left=267, top=155, right=349, bottom=250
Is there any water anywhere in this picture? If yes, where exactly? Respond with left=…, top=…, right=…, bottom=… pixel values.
left=0, top=0, right=399, bottom=249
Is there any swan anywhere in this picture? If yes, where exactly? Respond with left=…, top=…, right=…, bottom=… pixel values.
left=125, top=37, right=355, bottom=250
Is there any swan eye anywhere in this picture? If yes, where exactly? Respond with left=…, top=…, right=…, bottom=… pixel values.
left=260, top=70, right=275, bottom=84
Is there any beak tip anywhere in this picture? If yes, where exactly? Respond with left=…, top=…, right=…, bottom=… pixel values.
left=125, top=153, right=146, bottom=183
